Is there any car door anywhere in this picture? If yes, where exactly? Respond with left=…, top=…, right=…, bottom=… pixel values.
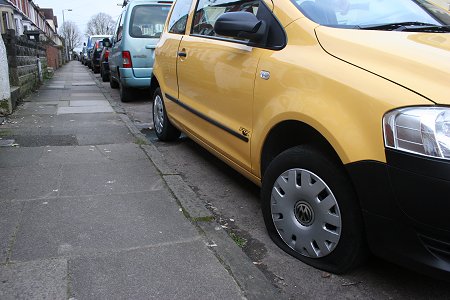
left=110, top=10, right=126, bottom=81
left=175, top=0, right=261, bottom=171
left=155, top=0, right=193, bottom=118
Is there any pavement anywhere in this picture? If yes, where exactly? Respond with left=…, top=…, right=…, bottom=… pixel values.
left=0, top=61, right=282, bottom=299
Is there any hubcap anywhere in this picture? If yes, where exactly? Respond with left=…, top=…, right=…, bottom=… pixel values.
left=294, top=201, right=314, bottom=226
left=271, top=168, right=342, bottom=258
left=153, top=94, right=164, bottom=134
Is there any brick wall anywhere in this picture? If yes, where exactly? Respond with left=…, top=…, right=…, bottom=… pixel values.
left=46, top=44, right=62, bottom=70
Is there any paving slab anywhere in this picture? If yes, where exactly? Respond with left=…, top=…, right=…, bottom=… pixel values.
left=57, top=159, right=162, bottom=197
left=26, top=92, right=63, bottom=102
left=0, top=164, right=61, bottom=201
left=75, top=133, right=135, bottom=146
left=44, top=85, right=65, bottom=89
left=72, top=82, right=96, bottom=86
left=71, top=93, right=104, bottom=97
left=57, top=106, right=114, bottom=114
left=0, top=201, right=23, bottom=263
left=70, top=86, right=101, bottom=92
left=12, top=191, right=199, bottom=261
left=69, top=100, right=110, bottom=107
left=0, top=259, right=68, bottom=299
left=14, top=103, right=57, bottom=115
left=70, top=240, right=243, bottom=299
left=12, top=134, right=77, bottom=147
left=0, top=147, right=44, bottom=168
left=0, top=157, right=162, bottom=201
left=37, top=144, right=147, bottom=165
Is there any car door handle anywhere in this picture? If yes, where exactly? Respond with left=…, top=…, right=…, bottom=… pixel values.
left=145, top=44, right=156, bottom=49
left=177, top=51, right=187, bottom=57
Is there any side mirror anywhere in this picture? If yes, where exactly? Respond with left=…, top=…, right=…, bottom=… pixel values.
left=83, top=42, right=86, bottom=46
left=214, top=12, right=266, bottom=42
left=103, top=38, right=112, bottom=48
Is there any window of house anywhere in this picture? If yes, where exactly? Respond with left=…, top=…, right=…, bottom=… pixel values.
left=1, top=12, right=9, bottom=33
left=14, top=18, right=20, bottom=35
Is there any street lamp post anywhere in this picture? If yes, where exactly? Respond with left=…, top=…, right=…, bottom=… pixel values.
left=62, top=8, right=72, bottom=62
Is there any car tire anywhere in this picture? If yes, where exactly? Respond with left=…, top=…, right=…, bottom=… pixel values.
left=101, top=69, right=109, bottom=82
left=110, top=76, right=119, bottom=89
left=119, top=81, right=133, bottom=102
left=261, top=145, right=367, bottom=274
left=152, top=87, right=181, bottom=141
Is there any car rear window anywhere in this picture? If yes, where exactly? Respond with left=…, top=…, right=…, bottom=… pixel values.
left=129, top=5, right=172, bottom=38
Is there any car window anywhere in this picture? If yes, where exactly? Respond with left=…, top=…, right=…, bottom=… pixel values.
left=91, top=37, right=105, bottom=45
left=168, top=0, right=192, bottom=34
left=292, top=0, right=450, bottom=28
left=116, top=11, right=126, bottom=41
left=192, top=0, right=259, bottom=38
left=130, top=5, right=171, bottom=38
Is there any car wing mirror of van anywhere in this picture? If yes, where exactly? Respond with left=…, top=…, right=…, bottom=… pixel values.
left=103, top=38, right=112, bottom=48
left=214, top=12, right=267, bottom=43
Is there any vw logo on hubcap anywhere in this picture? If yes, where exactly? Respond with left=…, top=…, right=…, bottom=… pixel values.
left=294, top=201, right=314, bottom=226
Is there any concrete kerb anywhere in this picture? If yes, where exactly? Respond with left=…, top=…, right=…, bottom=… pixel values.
left=94, top=72, right=284, bottom=299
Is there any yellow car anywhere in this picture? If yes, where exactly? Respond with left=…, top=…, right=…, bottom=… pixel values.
left=151, top=0, right=450, bottom=278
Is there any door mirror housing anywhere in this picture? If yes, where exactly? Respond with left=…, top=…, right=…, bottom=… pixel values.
left=103, top=38, right=112, bottom=48
left=214, top=12, right=267, bottom=43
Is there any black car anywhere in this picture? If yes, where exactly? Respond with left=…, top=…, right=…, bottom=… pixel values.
left=100, top=42, right=111, bottom=82
left=92, top=40, right=104, bottom=73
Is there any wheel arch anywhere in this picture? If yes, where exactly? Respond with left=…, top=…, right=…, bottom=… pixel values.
left=150, top=75, right=160, bottom=98
left=260, top=120, right=343, bottom=178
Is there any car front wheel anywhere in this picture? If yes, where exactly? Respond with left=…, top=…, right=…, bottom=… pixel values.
left=152, top=87, right=181, bottom=141
left=261, top=146, right=367, bottom=274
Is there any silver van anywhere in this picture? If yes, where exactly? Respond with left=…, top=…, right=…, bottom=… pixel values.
left=108, top=0, right=173, bottom=102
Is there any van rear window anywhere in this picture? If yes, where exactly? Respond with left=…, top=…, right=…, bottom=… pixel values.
left=129, top=5, right=171, bottom=38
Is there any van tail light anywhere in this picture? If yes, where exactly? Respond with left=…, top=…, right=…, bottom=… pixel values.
left=105, top=50, right=109, bottom=60
left=122, top=51, right=132, bottom=68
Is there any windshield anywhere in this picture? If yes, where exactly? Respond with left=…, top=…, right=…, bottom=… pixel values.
left=292, top=0, right=450, bottom=29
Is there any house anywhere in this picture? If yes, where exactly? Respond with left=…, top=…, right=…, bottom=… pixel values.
left=0, top=0, right=65, bottom=114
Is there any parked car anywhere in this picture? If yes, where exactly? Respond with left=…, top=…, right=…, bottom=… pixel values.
left=85, top=35, right=111, bottom=69
left=100, top=39, right=112, bottom=82
left=92, top=40, right=108, bottom=73
left=80, top=46, right=87, bottom=65
left=152, top=0, right=450, bottom=279
left=109, top=0, right=172, bottom=102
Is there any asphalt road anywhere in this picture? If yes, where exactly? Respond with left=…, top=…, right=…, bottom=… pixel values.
left=97, top=71, right=450, bottom=300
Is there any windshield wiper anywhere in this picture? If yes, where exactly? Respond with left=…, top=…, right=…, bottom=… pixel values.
left=359, top=22, right=450, bottom=32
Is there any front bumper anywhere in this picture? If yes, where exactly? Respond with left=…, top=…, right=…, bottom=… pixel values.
left=347, top=149, right=450, bottom=280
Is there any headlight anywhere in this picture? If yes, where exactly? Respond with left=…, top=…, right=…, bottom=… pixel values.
left=383, top=107, right=450, bottom=160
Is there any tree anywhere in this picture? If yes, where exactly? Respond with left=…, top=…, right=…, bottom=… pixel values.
left=86, top=13, right=115, bottom=36
left=59, top=21, right=82, bottom=52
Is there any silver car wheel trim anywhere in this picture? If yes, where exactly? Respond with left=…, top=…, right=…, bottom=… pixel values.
left=271, top=168, right=342, bottom=258
left=153, top=94, right=164, bottom=134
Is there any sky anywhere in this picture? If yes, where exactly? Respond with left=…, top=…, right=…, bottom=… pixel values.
left=34, top=0, right=124, bottom=45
